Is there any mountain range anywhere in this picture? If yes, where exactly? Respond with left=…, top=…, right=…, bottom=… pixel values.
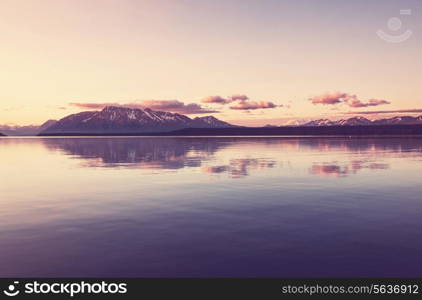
left=40, top=106, right=235, bottom=135
left=2, top=107, right=422, bottom=136
left=303, top=116, right=422, bottom=127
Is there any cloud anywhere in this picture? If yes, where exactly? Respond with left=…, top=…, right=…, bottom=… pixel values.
left=201, top=94, right=250, bottom=104
left=230, top=94, right=249, bottom=101
left=69, top=100, right=218, bottom=114
left=309, top=92, right=348, bottom=105
left=309, top=92, right=391, bottom=108
left=201, top=95, right=232, bottom=104
left=346, top=108, right=422, bottom=115
left=347, top=99, right=390, bottom=108
left=201, top=93, right=281, bottom=110
left=230, top=100, right=278, bottom=110
left=69, top=102, right=119, bottom=110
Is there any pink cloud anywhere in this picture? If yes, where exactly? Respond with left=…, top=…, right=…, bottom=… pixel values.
left=309, top=92, right=391, bottom=108
left=230, top=94, right=249, bottom=101
left=347, top=99, right=390, bottom=108
left=69, top=102, right=120, bottom=110
left=230, top=100, right=278, bottom=110
left=309, top=92, right=348, bottom=105
left=201, top=95, right=231, bottom=104
left=201, top=93, right=281, bottom=111
left=201, top=94, right=250, bottom=104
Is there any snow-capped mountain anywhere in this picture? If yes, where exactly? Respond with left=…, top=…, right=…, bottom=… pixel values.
left=281, top=119, right=310, bottom=126
left=336, top=117, right=372, bottom=126
left=304, top=116, right=422, bottom=126
left=372, top=116, right=422, bottom=125
left=303, top=119, right=337, bottom=126
left=40, top=106, right=235, bottom=135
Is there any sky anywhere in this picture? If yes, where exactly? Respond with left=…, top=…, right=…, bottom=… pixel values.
left=1, top=0, right=421, bottom=126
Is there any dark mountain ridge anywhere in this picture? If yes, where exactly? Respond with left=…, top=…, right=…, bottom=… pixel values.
left=40, top=106, right=236, bottom=135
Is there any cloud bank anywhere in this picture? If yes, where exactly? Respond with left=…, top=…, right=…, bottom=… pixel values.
left=202, top=94, right=279, bottom=110
left=309, top=92, right=390, bottom=108
left=69, top=93, right=281, bottom=115
left=347, top=98, right=390, bottom=108
left=201, top=94, right=250, bottom=104
left=69, top=100, right=218, bottom=114
left=347, top=108, right=422, bottom=115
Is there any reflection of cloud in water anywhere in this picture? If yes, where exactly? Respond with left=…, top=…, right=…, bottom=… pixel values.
left=39, top=137, right=421, bottom=178
left=295, top=138, right=422, bottom=153
left=367, top=163, right=389, bottom=170
left=310, top=165, right=349, bottom=177
left=202, top=159, right=276, bottom=178
left=310, top=160, right=390, bottom=177
left=202, top=166, right=229, bottom=174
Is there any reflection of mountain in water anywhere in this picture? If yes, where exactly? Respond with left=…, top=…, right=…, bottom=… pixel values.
left=41, top=137, right=422, bottom=177
left=42, top=138, right=227, bottom=169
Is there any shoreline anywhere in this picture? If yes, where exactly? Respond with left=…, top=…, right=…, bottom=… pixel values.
left=37, top=124, right=422, bottom=137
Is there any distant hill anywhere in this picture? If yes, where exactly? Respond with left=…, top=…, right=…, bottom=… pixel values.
left=39, top=106, right=236, bottom=135
left=157, top=125, right=422, bottom=136
left=0, top=120, right=57, bottom=136
left=304, top=116, right=422, bottom=126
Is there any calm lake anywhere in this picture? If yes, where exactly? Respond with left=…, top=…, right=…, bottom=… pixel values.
left=1, top=137, right=422, bottom=277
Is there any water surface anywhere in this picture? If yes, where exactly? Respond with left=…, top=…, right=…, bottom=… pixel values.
left=1, top=137, right=422, bottom=277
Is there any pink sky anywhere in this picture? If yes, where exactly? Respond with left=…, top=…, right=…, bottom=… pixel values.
left=1, top=0, right=421, bottom=126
